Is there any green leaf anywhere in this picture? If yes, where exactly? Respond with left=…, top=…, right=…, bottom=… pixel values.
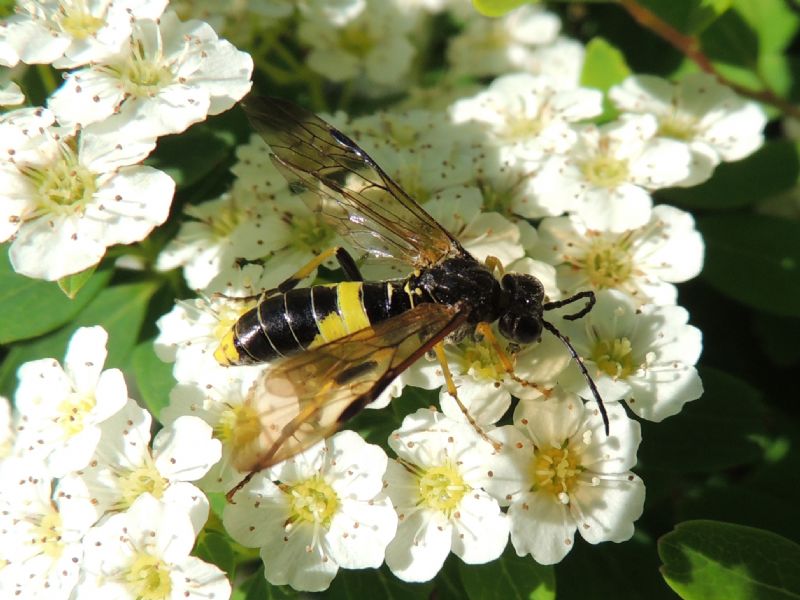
left=458, top=548, right=555, bottom=600
left=195, top=530, right=236, bottom=578
left=577, top=37, right=633, bottom=123
left=698, top=214, right=800, bottom=317
left=658, top=142, right=800, bottom=210
left=471, top=0, right=531, bottom=18
left=238, top=566, right=298, bottom=600
left=686, top=0, right=732, bottom=34
left=0, top=248, right=112, bottom=344
left=732, top=0, right=800, bottom=54
left=57, top=264, right=99, bottom=299
left=581, top=38, right=631, bottom=92
left=752, top=312, right=800, bottom=367
left=677, top=483, right=800, bottom=549
left=580, top=37, right=632, bottom=121
left=130, top=340, right=176, bottom=420
left=556, top=533, right=674, bottom=600
left=639, top=0, right=731, bottom=35
left=0, top=282, right=157, bottom=397
left=436, top=555, right=470, bottom=600
left=659, top=520, right=800, bottom=599
left=700, top=9, right=759, bottom=70
left=637, top=367, right=766, bottom=472
left=327, top=565, right=433, bottom=600
left=146, top=125, right=234, bottom=188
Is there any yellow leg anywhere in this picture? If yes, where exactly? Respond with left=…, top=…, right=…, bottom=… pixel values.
left=484, top=255, right=505, bottom=277
left=433, top=343, right=501, bottom=451
left=217, top=246, right=362, bottom=303
left=475, top=322, right=551, bottom=397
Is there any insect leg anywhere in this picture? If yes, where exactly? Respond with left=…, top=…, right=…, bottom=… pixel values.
left=275, top=246, right=363, bottom=294
left=474, top=322, right=552, bottom=396
left=433, top=342, right=501, bottom=451
left=483, top=255, right=506, bottom=277
left=216, top=246, right=363, bottom=305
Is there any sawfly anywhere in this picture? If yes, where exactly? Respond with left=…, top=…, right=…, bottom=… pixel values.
left=218, top=96, right=608, bottom=498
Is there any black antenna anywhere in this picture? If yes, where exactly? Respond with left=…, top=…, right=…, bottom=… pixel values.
left=543, top=291, right=610, bottom=435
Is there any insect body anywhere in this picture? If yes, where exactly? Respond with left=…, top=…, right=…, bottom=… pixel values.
left=217, top=96, right=608, bottom=484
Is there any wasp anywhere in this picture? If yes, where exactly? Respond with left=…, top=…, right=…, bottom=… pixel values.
left=217, top=96, right=608, bottom=495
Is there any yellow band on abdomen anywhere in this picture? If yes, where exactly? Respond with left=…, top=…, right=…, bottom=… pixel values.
left=338, top=282, right=370, bottom=334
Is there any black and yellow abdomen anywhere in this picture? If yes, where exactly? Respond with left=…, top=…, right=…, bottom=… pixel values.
left=215, top=281, right=418, bottom=366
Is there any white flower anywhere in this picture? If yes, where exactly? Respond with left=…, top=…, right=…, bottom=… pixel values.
left=610, top=73, right=768, bottom=186
left=383, top=409, right=508, bottom=582
left=345, top=108, right=479, bottom=200
left=230, top=132, right=290, bottom=196
left=486, top=393, right=645, bottom=564
left=13, top=326, right=129, bottom=477
left=534, top=204, right=705, bottom=305
left=301, top=0, right=367, bottom=26
left=557, top=289, right=704, bottom=421
left=447, top=5, right=561, bottom=79
left=0, top=457, right=95, bottom=600
left=402, top=257, right=572, bottom=424
left=48, top=11, right=253, bottom=138
left=75, top=493, right=231, bottom=600
left=0, top=0, right=168, bottom=68
left=0, top=395, right=13, bottom=458
left=174, top=0, right=295, bottom=34
left=159, top=366, right=265, bottom=493
left=424, top=188, right=525, bottom=265
left=57, top=399, right=221, bottom=535
left=154, top=266, right=266, bottom=384
left=451, top=73, right=602, bottom=166
left=0, top=107, right=173, bottom=281
left=223, top=430, right=397, bottom=592
left=521, top=36, right=586, bottom=91
left=0, top=78, right=24, bottom=106
left=530, top=114, right=693, bottom=232
left=298, top=0, right=415, bottom=89
left=156, top=182, right=283, bottom=291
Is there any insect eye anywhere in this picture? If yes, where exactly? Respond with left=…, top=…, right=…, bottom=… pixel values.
left=498, top=312, right=542, bottom=344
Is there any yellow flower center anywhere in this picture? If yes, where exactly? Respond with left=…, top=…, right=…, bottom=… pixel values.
left=591, top=337, right=637, bottom=379
left=58, top=5, right=105, bottom=40
left=34, top=511, right=64, bottom=559
left=125, top=553, right=172, bottom=600
left=118, top=465, right=168, bottom=508
left=417, top=464, right=469, bottom=517
left=582, top=238, right=634, bottom=289
left=456, top=337, right=507, bottom=382
left=530, top=445, right=582, bottom=501
left=116, top=41, right=174, bottom=97
left=658, top=114, right=697, bottom=141
left=581, top=152, right=629, bottom=188
left=286, top=476, right=340, bottom=528
left=22, top=141, right=97, bottom=218
left=216, top=403, right=262, bottom=450
left=57, top=392, right=96, bottom=437
left=290, top=214, right=335, bottom=254
left=504, top=112, right=543, bottom=140
left=339, top=25, right=376, bottom=59
left=204, top=203, right=243, bottom=239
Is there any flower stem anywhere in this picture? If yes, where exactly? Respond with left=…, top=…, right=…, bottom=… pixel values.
left=618, top=0, right=800, bottom=119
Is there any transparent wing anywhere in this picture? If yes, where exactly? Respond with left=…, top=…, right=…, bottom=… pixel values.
left=241, top=95, right=463, bottom=267
left=233, top=303, right=466, bottom=472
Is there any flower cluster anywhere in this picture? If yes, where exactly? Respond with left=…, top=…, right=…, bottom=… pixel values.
left=0, top=1, right=252, bottom=280
left=0, top=327, right=228, bottom=599
left=1, top=0, right=768, bottom=597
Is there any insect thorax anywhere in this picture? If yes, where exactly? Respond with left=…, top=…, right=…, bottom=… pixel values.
left=413, top=256, right=505, bottom=325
